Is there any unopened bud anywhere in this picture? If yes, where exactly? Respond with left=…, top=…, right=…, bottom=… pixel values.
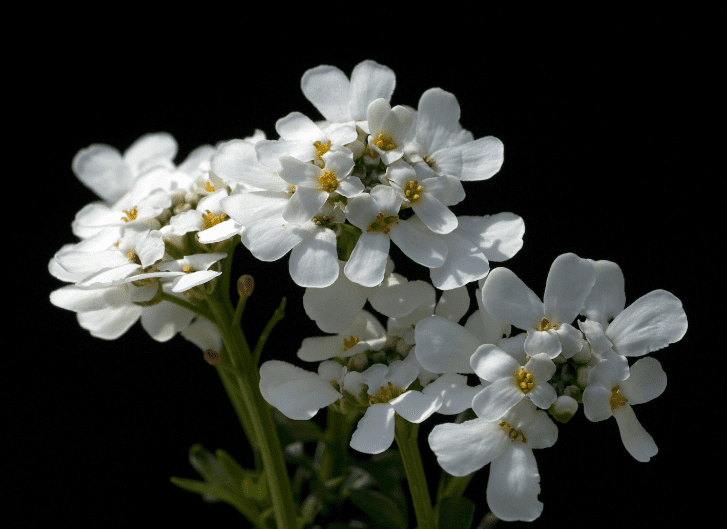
left=549, top=395, right=579, bottom=423
left=204, top=349, right=221, bottom=365
left=237, top=274, right=255, bottom=297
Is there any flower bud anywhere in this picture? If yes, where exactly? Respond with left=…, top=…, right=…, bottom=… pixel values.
left=204, top=349, right=221, bottom=365
left=237, top=274, right=255, bottom=298
left=549, top=395, right=579, bottom=423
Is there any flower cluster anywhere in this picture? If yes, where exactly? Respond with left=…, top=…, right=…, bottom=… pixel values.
left=49, top=60, right=687, bottom=525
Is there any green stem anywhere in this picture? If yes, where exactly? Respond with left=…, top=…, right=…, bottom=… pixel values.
left=252, top=297, right=286, bottom=367
left=394, top=415, right=434, bottom=529
left=206, top=296, right=298, bottom=529
left=159, top=291, right=216, bottom=323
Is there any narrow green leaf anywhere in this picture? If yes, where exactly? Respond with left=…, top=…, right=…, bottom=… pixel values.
left=348, top=489, right=408, bottom=529
left=438, top=496, right=476, bottom=529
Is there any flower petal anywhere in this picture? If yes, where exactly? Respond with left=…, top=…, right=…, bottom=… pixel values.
left=349, top=404, right=396, bottom=454
left=428, top=418, right=507, bottom=476
left=483, top=267, right=543, bottom=330
left=607, top=290, right=688, bottom=357
left=487, top=445, right=543, bottom=522
left=414, top=315, right=481, bottom=374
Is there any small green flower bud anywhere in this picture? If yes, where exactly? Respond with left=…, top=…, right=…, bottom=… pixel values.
left=237, top=274, right=255, bottom=298
left=549, top=395, right=579, bottom=423
left=204, top=349, right=221, bottom=365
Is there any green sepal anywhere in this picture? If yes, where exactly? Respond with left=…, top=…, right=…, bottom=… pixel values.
left=336, top=223, right=362, bottom=261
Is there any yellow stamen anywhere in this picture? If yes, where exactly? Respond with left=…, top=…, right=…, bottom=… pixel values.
left=372, top=133, right=397, bottom=151
left=182, top=264, right=193, bottom=273
left=367, top=213, right=398, bottom=234
left=313, top=140, right=332, bottom=160
left=342, top=335, right=360, bottom=351
left=536, top=317, right=559, bottom=332
left=368, top=382, right=403, bottom=404
left=499, top=421, right=527, bottom=443
left=404, top=181, right=424, bottom=203
left=610, top=386, right=628, bottom=410
left=423, top=156, right=436, bottom=167
left=515, top=368, right=535, bottom=394
left=204, top=181, right=216, bottom=192
left=202, top=210, right=227, bottom=230
left=318, top=170, right=338, bottom=193
left=122, top=206, right=138, bottom=223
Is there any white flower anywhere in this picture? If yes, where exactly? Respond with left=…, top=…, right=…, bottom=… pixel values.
left=344, top=185, right=448, bottom=287
left=414, top=306, right=511, bottom=375
left=50, top=281, right=195, bottom=341
left=349, top=361, right=442, bottom=454
left=578, top=259, right=688, bottom=358
left=301, top=60, right=396, bottom=124
left=469, top=346, right=557, bottom=421
left=258, top=360, right=343, bottom=420
left=72, top=132, right=177, bottom=204
left=385, top=162, right=462, bottom=234
left=365, top=98, right=415, bottom=166
left=405, top=87, right=505, bottom=182
left=296, top=310, right=387, bottom=362
left=68, top=224, right=167, bottom=288
left=277, top=151, right=362, bottom=224
left=582, top=350, right=666, bottom=462
left=482, top=253, right=596, bottom=359
left=155, top=252, right=227, bottom=293
left=428, top=399, right=558, bottom=522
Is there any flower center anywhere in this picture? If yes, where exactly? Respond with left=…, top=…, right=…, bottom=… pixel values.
left=372, top=133, right=397, bottom=151
left=367, top=213, right=398, bottom=234
left=342, top=335, right=360, bottom=351
left=610, top=386, right=628, bottom=410
left=536, top=317, right=559, bottom=331
left=404, top=181, right=423, bottom=203
left=202, top=210, right=227, bottom=230
left=423, top=155, right=436, bottom=167
left=122, top=206, right=138, bottom=223
left=368, top=382, right=404, bottom=404
left=204, top=181, right=216, bottom=192
left=499, top=421, right=527, bottom=443
left=182, top=264, right=193, bottom=273
left=313, top=140, right=331, bottom=160
left=318, top=170, right=338, bottom=193
left=515, top=368, right=535, bottom=394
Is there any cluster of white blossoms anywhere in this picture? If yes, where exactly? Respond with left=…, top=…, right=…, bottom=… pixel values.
left=49, top=60, right=688, bottom=524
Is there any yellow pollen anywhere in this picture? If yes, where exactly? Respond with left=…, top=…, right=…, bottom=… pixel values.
left=122, top=206, right=138, bottom=223
left=182, top=264, right=193, bottom=273
left=204, top=181, right=216, bottom=192
left=515, top=368, right=535, bottom=394
left=404, top=181, right=424, bottom=203
left=313, top=140, right=332, bottom=160
left=610, top=386, right=628, bottom=410
left=288, top=184, right=296, bottom=195
left=423, top=156, right=436, bottom=167
left=202, top=210, right=227, bottom=230
left=367, top=213, right=399, bottom=234
left=318, top=170, right=338, bottom=193
left=342, top=335, right=360, bottom=351
left=368, top=382, right=403, bottom=404
left=372, top=133, right=397, bottom=151
left=126, top=251, right=140, bottom=264
left=536, top=317, right=559, bottom=332
left=499, top=421, right=527, bottom=443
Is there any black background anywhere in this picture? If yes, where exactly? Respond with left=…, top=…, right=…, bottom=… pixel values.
left=10, top=15, right=708, bottom=529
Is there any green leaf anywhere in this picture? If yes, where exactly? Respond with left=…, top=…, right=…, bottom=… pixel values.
left=348, top=489, right=408, bottom=529
left=438, top=496, right=476, bottom=529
